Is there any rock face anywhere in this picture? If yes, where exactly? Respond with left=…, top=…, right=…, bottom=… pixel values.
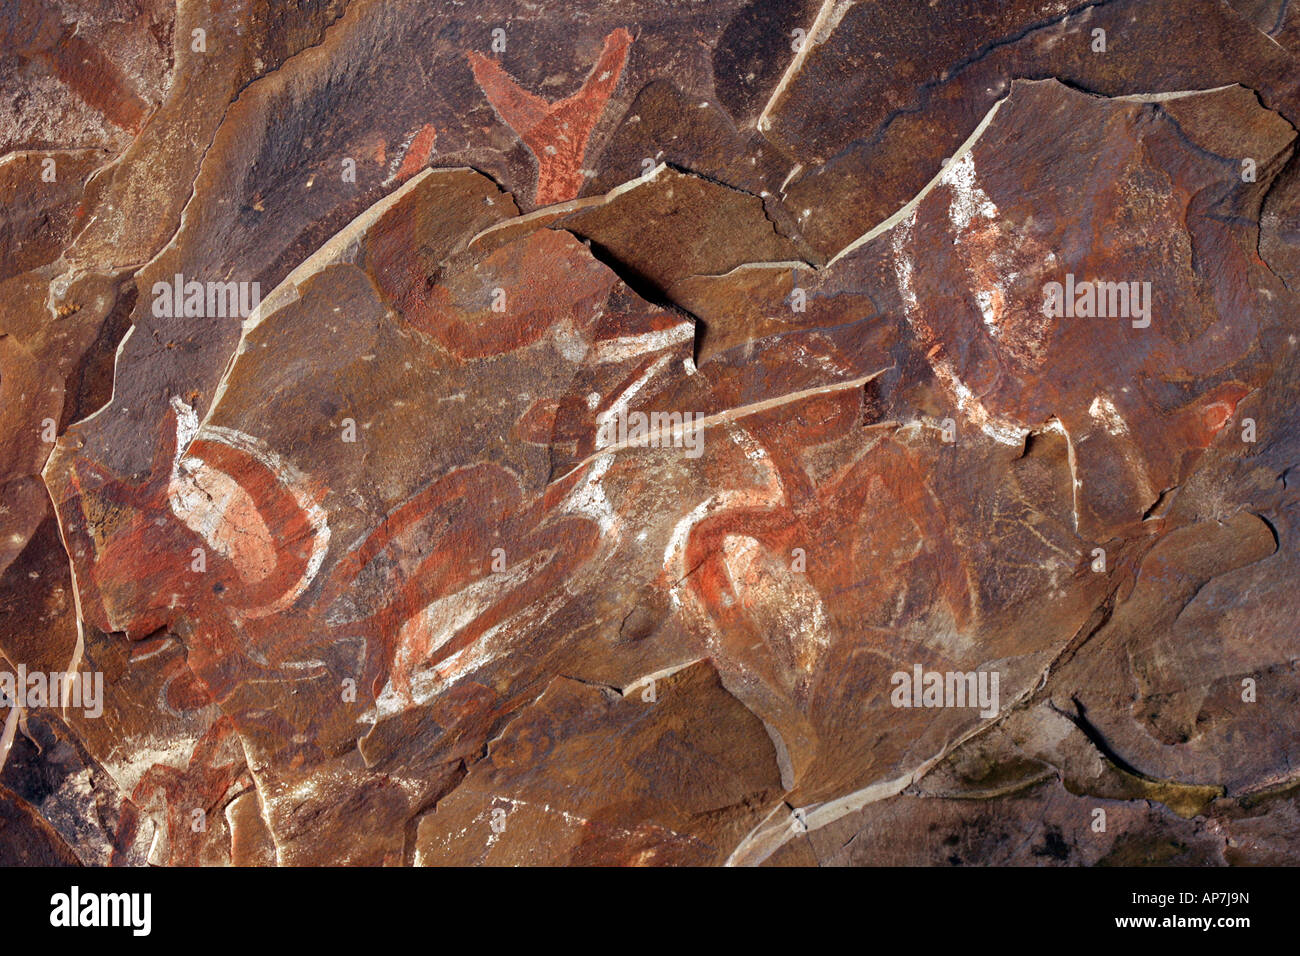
left=1, top=0, right=1299, bottom=867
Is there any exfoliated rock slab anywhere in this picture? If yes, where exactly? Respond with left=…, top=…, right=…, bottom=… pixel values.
left=668, top=261, right=873, bottom=365
left=556, top=164, right=804, bottom=298
left=826, top=80, right=1289, bottom=543
left=919, top=703, right=1223, bottom=820
left=0, top=693, right=147, bottom=866
left=769, top=777, right=1229, bottom=867
left=0, top=784, right=81, bottom=866
left=768, top=698, right=1300, bottom=865
left=415, top=662, right=783, bottom=866
left=761, top=0, right=1299, bottom=257
left=1037, top=352, right=1300, bottom=798
left=1219, top=788, right=1300, bottom=865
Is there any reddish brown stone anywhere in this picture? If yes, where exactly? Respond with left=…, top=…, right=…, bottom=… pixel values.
left=2, top=0, right=1299, bottom=870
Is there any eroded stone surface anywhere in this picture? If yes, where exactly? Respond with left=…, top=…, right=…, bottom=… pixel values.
left=1, top=1, right=1298, bottom=868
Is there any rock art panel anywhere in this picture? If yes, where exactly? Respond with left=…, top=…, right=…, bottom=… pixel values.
left=0, top=0, right=1297, bottom=871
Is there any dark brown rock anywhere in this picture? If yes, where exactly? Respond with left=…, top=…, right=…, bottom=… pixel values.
left=2, top=0, right=1298, bottom=870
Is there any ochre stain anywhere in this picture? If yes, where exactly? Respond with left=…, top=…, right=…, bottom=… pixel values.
left=395, top=123, right=437, bottom=181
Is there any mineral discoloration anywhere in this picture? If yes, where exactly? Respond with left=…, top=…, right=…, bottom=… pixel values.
left=2, top=1, right=1299, bottom=869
